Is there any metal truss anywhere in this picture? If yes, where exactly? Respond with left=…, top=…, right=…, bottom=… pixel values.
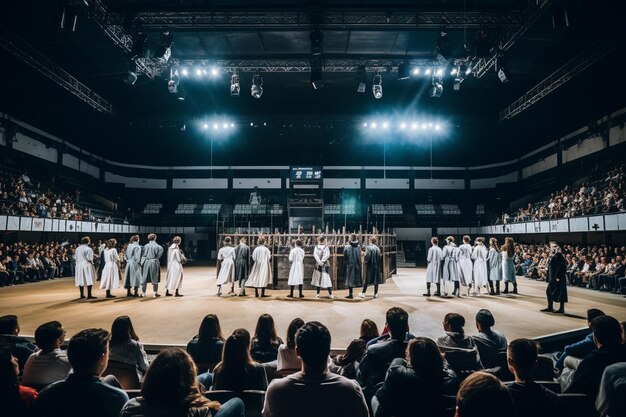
left=499, top=31, right=626, bottom=120
left=123, top=10, right=524, bottom=31
left=472, top=0, right=554, bottom=78
left=0, top=25, right=114, bottom=115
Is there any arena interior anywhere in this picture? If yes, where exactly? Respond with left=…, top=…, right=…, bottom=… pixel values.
left=1, top=1, right=626, bottom=417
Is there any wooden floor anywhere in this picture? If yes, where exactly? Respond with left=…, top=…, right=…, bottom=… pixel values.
left=1, top=266, right=625, bottom=348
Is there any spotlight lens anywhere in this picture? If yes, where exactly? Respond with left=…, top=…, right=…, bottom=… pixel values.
left=223, top=123, right=228, bottom=129
left=202, top=123, right=208, bottom=129
left=181, top=68, right=189, bottom=76
left=435, top=124, right=441, bottom=130
left=428, top=123, right=433, bottom=127
left=211, top=67, right=219, bottom=76
left=425, top=69, right=432, bottom=75
left=230, top=123, right=234, bottom=127
left=436, top=69, right=443, bottom=76
left=213, top=123, right=219, bottom=130
left=400, top=122, right=406, bottom=129
left=411, top=123, right=418, bottom=130
left=263, top=122, right=267, bottom=126
left=371, top=122, right=377, bottom=129
left=250, top=122, right=254, bottom=126
left=363, top=122, right=368, bottom=127
left=413, top=68, right=420, bottom=75
left=451, top=69, right=457, bottom=75
left=421, top=124, right=427, bottom=130
left=196, top=68, right=203, bottom=76
left=382, top=122, right=389, bottom=129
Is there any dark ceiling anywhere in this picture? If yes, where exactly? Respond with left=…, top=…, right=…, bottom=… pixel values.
left=1, top=0, right=625, bottom=167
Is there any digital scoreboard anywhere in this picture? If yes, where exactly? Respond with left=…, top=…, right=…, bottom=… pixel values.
left=290, top=166, right=323, bottom=181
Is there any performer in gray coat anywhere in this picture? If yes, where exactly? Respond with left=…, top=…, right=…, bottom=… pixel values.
left=360, top=236, right=382, bottom=298
left=234, top=237, right=250, bottom=296
left=442, top=236, right=460, bottom=297
left=487, top=238, right=502, bottom=295
left=141, top=233, right=164, bottom=297
left=344, top=234, right=362, bottom=299
left=124, top=235, right=142, bottom=297
left=541, top=242, right=568, bottom=314
left=96, top=240, right=106, bottom=281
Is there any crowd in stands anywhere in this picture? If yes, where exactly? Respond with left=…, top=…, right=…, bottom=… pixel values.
left=0, top=241, right=76, bottom=286
left=509, top=164, right=625, bottom=223
left=0, top=169, right=115, bottom=222
left=2, top=305, right=626, bottom=417
left=513, top=242, right=626, bottom=294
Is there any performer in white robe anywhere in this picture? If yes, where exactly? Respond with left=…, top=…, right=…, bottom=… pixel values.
left=502, top=237, right=518, bottom=294
left=458, top=235, right=474, bottom=290
left=96, top=241, right=106, bottom=282
left=245, top=237, right=272, bottom=297
left=100, top=239, right=120, bottom=298
left=487, top=238, right=502, bottom=295
left=165, top=236, right=186, bottom=297
left=141, top=234, right=164, bottom=297
left=442, top=236, right=461, bottom=297
left=287, top=239, right=305, bottom=298
left=124, top=235, right=142, bottom=297
left=75, top=236, right=97, bottom=299
left=312, top=236, right=335, bottom=299
left=216, top=236, right=236, bottom=296
left=424, top=237, right=443, bottom=297
left=471, top=238, right=489, bottom=295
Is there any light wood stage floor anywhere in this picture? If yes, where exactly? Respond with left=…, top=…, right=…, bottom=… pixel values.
left=1, top=266, right=624, bottom=348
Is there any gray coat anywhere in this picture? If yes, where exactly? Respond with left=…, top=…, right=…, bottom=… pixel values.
left=364, top=244, right=382, bottom=285
left=124, top=242, right=143, bottom=288
left=141, top=241, right=163, bottom=284
left=234, top=243, right=250, bottom=283
left=344, top=241, right=363, bottom=288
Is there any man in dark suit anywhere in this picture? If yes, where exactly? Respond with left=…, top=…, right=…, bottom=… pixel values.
left=541, top=242, right=567, bottom=314
left=357, top=307, right=412, bottom=401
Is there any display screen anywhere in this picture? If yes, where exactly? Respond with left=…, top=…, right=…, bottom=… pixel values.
left=290, top=166, right=323, bottom=181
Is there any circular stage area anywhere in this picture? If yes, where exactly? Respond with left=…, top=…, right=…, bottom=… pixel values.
left=2, top=266, right=624, bottom=348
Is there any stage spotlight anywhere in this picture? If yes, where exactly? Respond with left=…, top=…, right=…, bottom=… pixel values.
left=371, top=122, right=378, bottom=129
left=425, top=68, right=432, bottom=75
left=413, top=68, right=420, bottom=75
left=230, top=73, right=240, bottom=97
left=421, top=123, right=427, bottom=130
left=202, top=122, right=209, bottom=129
left=436, top=68, right=443, bottom=76
left=411, top=122, right=418, bottom=130
left=251, top=72, right=263, bottom=99
left=357, top=65, right=367, bottom=93
left=195, top=68, right=203, bottom=77
left=223, top=123, right=228, bottom=129
left=250, top=122, right=254, bottom=127
left=372, top=72, right=383, bottom=99
left=363, top=122, right=368, bottom=127
left=400, top=122, right=407, bottom=130
left=496, top=55, right=512, bottom=83
left=435, top=124, right=441, bottom=130
left=450, top=68, right=458, bottom=75
left=210, top=67, right=219, bottom=77
left=154, top=31, right=174, bottom=62
left=213, top=123, right=219, bottom=130
left=310, top=28, right=324, bottom=56
left=454, top=77, right=462, bottom=91
left=230, top=123, right=234, bottom=128
left=181, top=68, right=189, bottom=77
left=382, top=121, right=389, bottom=129
left=398, top=61, right=411, bottom=80
left=428, top=123, right=433, bottom=128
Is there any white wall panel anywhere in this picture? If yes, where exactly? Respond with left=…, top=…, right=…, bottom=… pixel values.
left=522, top=154, right=558, bottom=179
left=232, top=178, right=281, bottom=189
left=173, top=178, right=228, bottom=189
left=12, top=133, right=57, bottom=163
left=323, top=178, right=360, bottom=189
left=588, top=215, right=604, bottom=232
left=62, top=153, right=80, bottom=170
left=470, top=172, right=517, bottom=189
left=569, top=217, right=589, bottom=232
left=608, top=125, right=625, bottom=146
left=7, top=216, right=20, bottom=231
left=32, top=218, right=44, bottom=231
left=0, top=215, right=6, bottom=230
left=562, top=136, right=605, bottom=163
left=605, top=214, right=619, bottom=231
left=104, top=172, right=167, bottom=189
left=79, top=161, right=99, bottom=178
left=414, top=179, right=464, bottom=189
left=365, top=178, right=409, bottom=189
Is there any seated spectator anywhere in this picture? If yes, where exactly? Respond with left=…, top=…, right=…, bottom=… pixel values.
left=0, top=257, right=12, bottom=286
left=329, top=338, right=366, bottom=380
left=262, top=321, right=368, bottom=417
left=357, top=307, right=413, bottom=400
left=471, top=309, right=507, bottom=369
left=455, top=372, right=516, bottom=417
left=32, top=328, right=129, bottom=417
left=506, top=339, right=558, bottom=417
left=22, top=321, right=71, bottom=389
left=108, top=316, right=149, bottom=379
left=554, top=308, right=605, bottom=371
left=276, top=318, right=304, bottom=371
left=563, top=315, right=626, bottom=398
left=437, top=313, right=483, bottom=374
left=250, top=313, right=283, bottom=364
left=212, top=329, right=268, bottom=392
left=120, top=348, right=244, bottom=417
left=372, top=337, right=459, bottom=417
left=186, top=314, right=225, bottom=365
left=0, top=344, right=38, bottom=416
left=0, top=314, right=37, bottom=371
left=596, top=362, right=626, bottom=417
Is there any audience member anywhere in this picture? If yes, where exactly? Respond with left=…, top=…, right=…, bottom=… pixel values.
left=554, top=308, right=605, bottom=371
left=276, top=318, right=304, bottom=371
left=357, top=307, right=412, bottom=400
left=0, top=343, right=38, bottom=416
left=329, top=319, right=379, bottom=379
left=563, top=315, right=626, bottom=398
left=506, top=338, right=558, bottom=417
left=250, top=314, right=283, bottom=364
left=108, top=316, right=150, bottom=379
left=186, top=314, right=226, bottom=365
left=455, top=372, right=516, bottom=417
left=22, top=321, right=71, bottom=389
left=437, top=313, right=483, bottom=374
left=373, top=337, right=459, bottom=417
left=596, top=362, right=626, bottom=417
left=262, top=321, right=369, bottom=417
left=212, top=329, right=268, bottom=392
left=120, top=348, right=244, bottom=417
left=32, top=328, right=129, bottom=417
left=471, top=309, right=507, bottom=369
left=0, top=314, right=37, bottom=371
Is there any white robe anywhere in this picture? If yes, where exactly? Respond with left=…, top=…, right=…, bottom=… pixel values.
left=165, top=244, right=185, bottom=291
left=245, top=245, right=272, bottom=288
left=74, top=244, right=95, bottom=286
left=488, top=248, right=503, bottom=281
left=216, top=246, right=236, bottom=286
left=426, top=245, right=443, bottom=283
left=288, top=247, right=305, bottom=286
left=442, top=243, right=459, bottom=282
left=458, top=244, right=473, bottom=287
left=472, top=245, right=489, bottom=287
left=100, top=248, right=120, bottom=290
left=312, top=245, right=332, bottom=288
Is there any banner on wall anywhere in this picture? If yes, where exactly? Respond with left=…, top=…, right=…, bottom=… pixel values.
left=20, top=217, right=32, bottom=231
left=605, top=214, right=619, bottom=231
left=75, top=221, right=82, bottom=232
left=44, top=218, right=53, bottom=231
left=588, top=215, right=604, bottom=232
left=618, top=213, right=626, bottom=230
left=32, top=218, right=44, bottom=231
left=7, top=216, right=20, bottom=231
left=58, top=220, right=66, bottom=232
left=66, top=221, right=76, bottom=232
left=0, top=215, right=7, bottom=230
left=569, top=217, right=588, bottom=232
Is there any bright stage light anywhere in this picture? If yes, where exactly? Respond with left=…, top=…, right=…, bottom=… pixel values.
left=400, top=122, right=406, bottom=129
left=230, top=123, right=234, bottom=128
left=371, top=122, right=378, bottom=129
left=211, top=67, right=219, bottom=77
left=451, top=68, right=457, bottom=75
left=413, top=68, right=420, bottom=75
left=428, top=123, right=433, bottom=128
left=411, top=122, right=418, bottom=130
left=372, top=72, right=383, bottom=99
left=213, top=123, right=219, bottom=130
left=425, top=68, right=432, bottom=75
left=202, top=122, right=208, bottom=129
left=363, top=122, right=368, bottom=127
left=421, top=123, right=427, bottom=130
left=181, top=68, right=189, bottom=77
left=223, top=123, right=228, bottom=129
left=195, top=68, right=203, bottom=77
left=436, top=68, right=443, bottom=76
left=382, top=121, right=389, bottom=129
left=435, top=124, right=441, bottom=130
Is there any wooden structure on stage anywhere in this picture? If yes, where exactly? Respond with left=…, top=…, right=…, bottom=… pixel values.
left=218, top=230, right=397, bottom=290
